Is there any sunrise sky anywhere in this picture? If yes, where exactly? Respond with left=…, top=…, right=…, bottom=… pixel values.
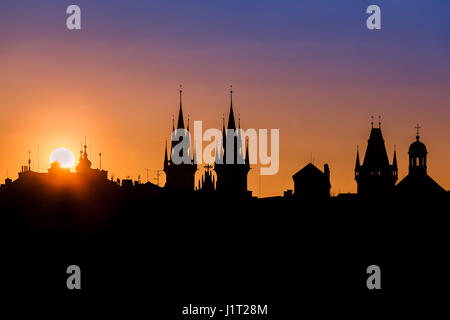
left=1, top=0, right=450, bottom=196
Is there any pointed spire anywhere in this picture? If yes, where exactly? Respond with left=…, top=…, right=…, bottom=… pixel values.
left=164, top=139, right=168, bottom=163
left=355, top=145, right=360, bottom=168
left=393, top=144, right=398, bottom=169
left=177, top=85, right=185, bottom=129
left=227, top=85, right=236, bottom=130
left=222, top=113, right=226, bottom=152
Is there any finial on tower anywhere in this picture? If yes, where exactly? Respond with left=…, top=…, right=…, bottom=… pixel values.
left=371, top=115, right=374, bottom=128
left=230, top=85, right=233, bottom=108
left=84, top=136, right=88, bottom=156
left=415, top=123, right=421, bottom=140
left=378, top=116, right=382, bottom=128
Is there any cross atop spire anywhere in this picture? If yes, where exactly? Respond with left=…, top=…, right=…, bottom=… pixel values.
left=415, top=123, right=421, bottom=140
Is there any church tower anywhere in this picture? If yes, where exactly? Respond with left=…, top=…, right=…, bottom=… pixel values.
left=214, top=87, right=251, bottom=195
left=76, top=139, right=92, bottom=173
left=395, top=124, right=446, bottom=196
left=408, top=124, right=427, bottom=177
left=355, top=118, right=398, bottom=197
left=163, top=87, right=197, bottom=192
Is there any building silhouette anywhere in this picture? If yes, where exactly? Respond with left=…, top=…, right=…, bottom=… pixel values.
left=75, top=141, right=108, bottom=179
left=13, top=140, right=108, bottom=182
left=163, top=87, right=197, bottom=192
left=292, top=163, right=331, bottom=200
left=355, top=120, right=398, bottom=197
left=214, top=89, right=251, bottom=195
left=396, top=126, right=446, bottom=196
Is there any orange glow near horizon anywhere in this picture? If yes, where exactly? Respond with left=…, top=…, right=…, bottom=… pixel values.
left=1, top=60, right=450, bottom=196
left=1, top=4, right=450, bottom=197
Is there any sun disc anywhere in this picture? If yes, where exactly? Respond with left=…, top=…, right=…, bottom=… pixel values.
left=50, top=148, right=75, bottom=168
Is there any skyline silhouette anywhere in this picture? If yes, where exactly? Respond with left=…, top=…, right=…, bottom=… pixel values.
left=2, top=1, right=450, bottom=197
left=1, top=88, right=448, bottom=198
left=1, top=1, right=450, bottom=309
